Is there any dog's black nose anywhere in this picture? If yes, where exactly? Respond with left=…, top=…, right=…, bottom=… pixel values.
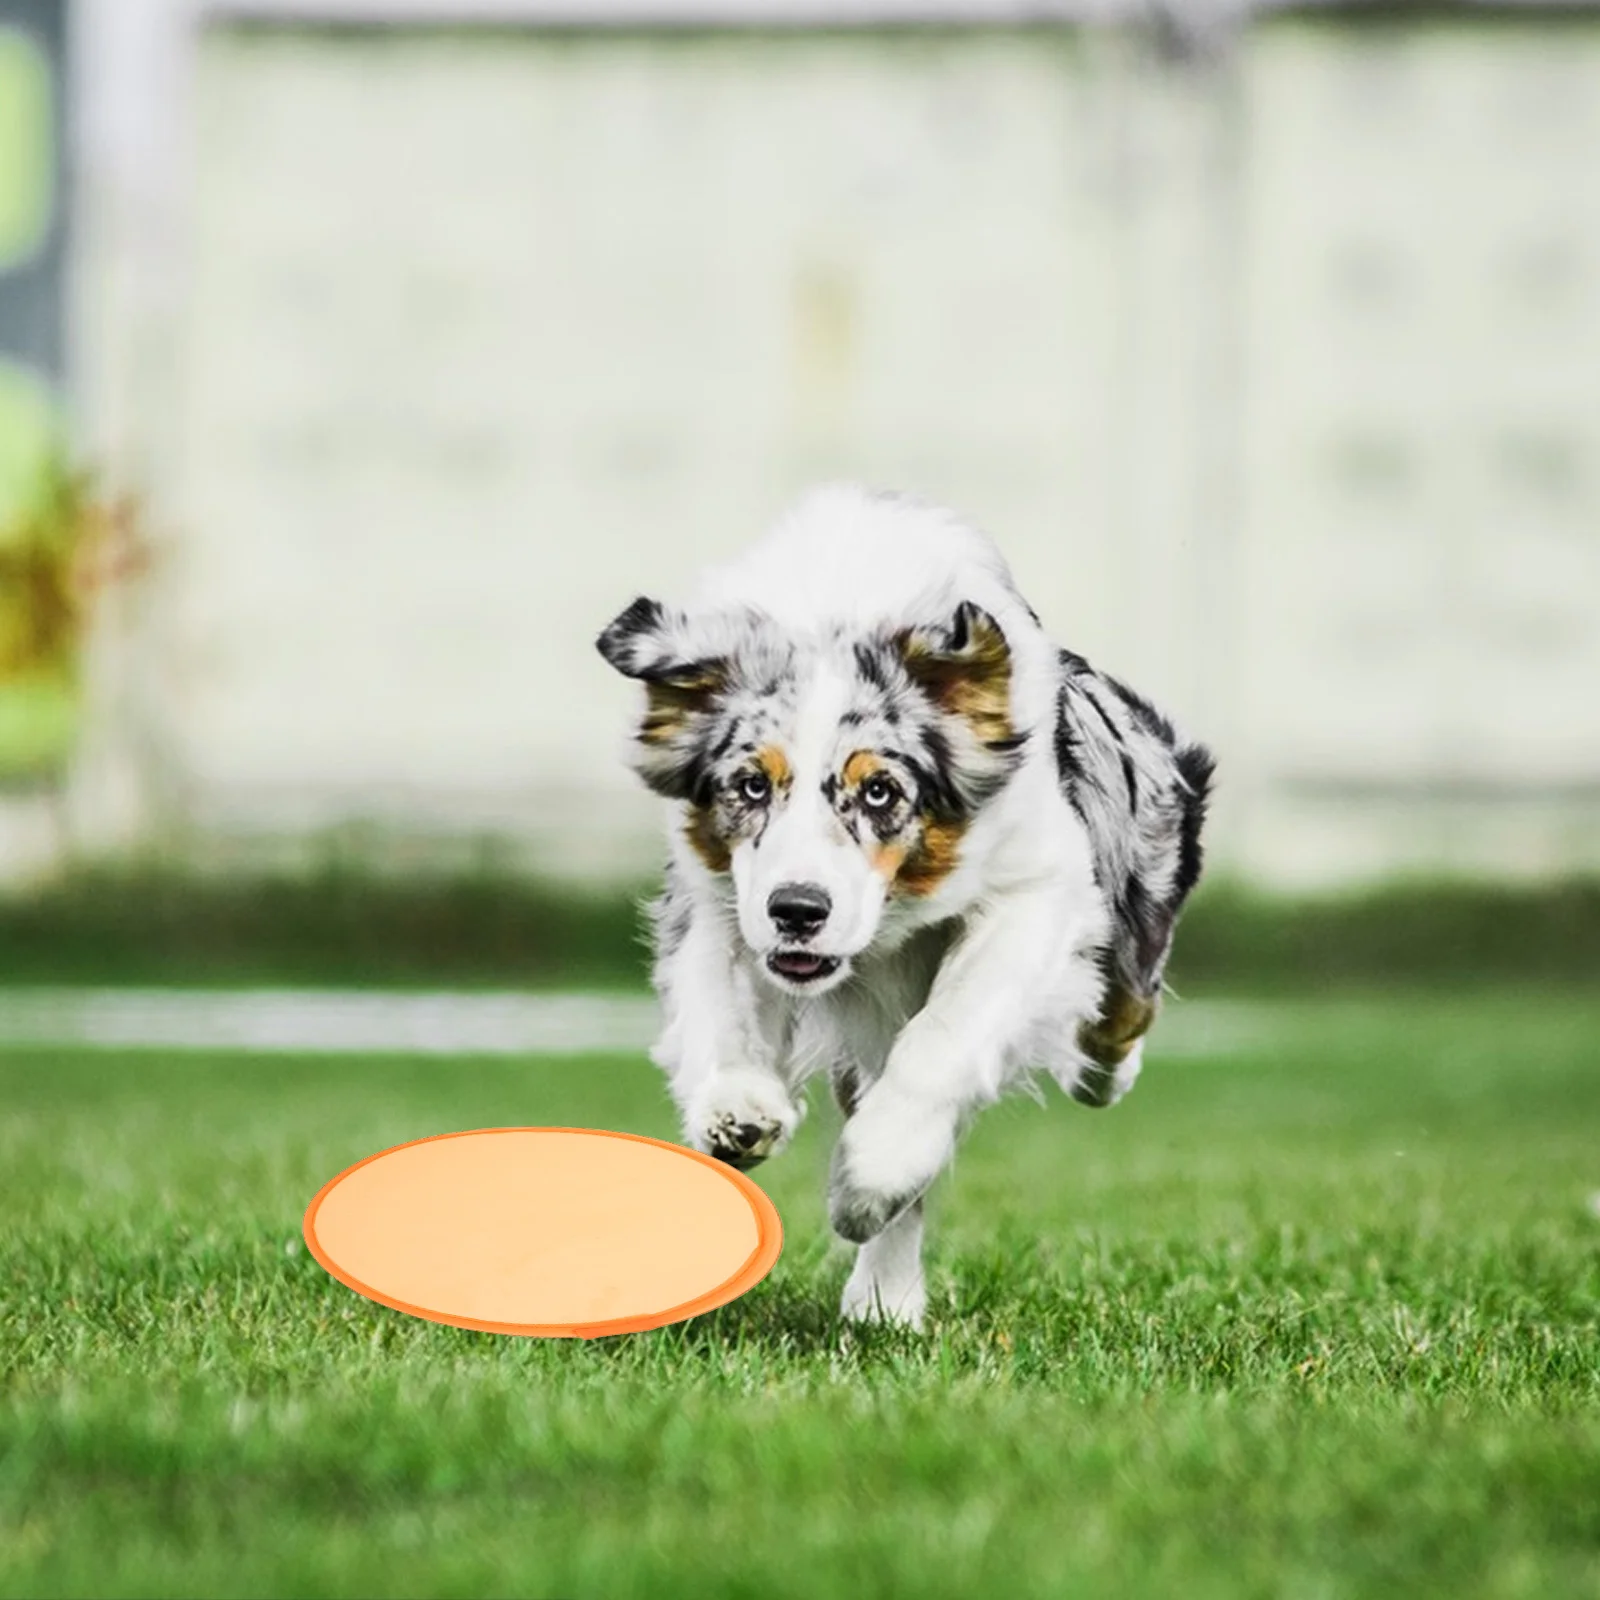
left=767, top=883, right=831, bottom=939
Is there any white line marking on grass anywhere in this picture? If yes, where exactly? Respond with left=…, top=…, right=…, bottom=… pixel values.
left=0, top=989, right=660, bottom=1056
left=0, top=990, right=1278, bottom=1059
left=1152, top=1001, right=1278, bottom=1060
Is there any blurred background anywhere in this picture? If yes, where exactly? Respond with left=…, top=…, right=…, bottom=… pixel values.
left=0, top=0, right=1597, bottom=983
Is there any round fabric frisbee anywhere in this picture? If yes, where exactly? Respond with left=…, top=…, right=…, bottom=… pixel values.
left=302, top=1127, right=782, bottom=1338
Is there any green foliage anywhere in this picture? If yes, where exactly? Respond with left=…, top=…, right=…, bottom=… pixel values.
left=0, top=864, right=654, bottom=989
left=0, top=455, right=145, bottom=782
left=0, top=457, right=98, bottom=684
left=1168, top=875, right=1600, bottom=994
left=1, top=993, right=1597, bottom=1597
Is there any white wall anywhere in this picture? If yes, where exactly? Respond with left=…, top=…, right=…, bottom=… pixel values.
left=1234, top=21, right=1600, bottom=881
left=64, top=13, right=1600, bottom=885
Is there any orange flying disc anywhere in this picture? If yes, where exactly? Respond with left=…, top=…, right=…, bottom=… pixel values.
left=302, top=1127, right=782, bottom=1338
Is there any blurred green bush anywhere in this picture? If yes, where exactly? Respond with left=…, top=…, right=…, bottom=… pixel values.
left=0, top=866, right=1595, bottom=994
left=0, top=455, right=147, bottom=781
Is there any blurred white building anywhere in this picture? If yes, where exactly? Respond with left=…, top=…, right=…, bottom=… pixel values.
left=25, top=0, right=1600, bottom=885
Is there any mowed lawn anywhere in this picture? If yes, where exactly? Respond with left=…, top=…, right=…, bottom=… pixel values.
left=1, top=991, right=1597, bottom=1599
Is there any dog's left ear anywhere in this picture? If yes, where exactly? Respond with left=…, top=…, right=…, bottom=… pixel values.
left=895, top=601, right=1014, bottom=747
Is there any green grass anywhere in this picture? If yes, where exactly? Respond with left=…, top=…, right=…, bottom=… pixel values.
left=2, top=992, right=1598, bottom=1597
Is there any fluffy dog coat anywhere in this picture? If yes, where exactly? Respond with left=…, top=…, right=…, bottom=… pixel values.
left=597, top=486, right=1213, bottom=1327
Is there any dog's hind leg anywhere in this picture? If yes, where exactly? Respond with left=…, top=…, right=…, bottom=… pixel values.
left=827, top=1057, right=927, bottom=1329
left=839, top=1199, right=926, bottom=1330
left=1066, top=981, right=1156, bottom=1108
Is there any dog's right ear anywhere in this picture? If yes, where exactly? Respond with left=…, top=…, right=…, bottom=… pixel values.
left=597, top=597, right=704, bottom=684
left=596, top=596, right=728, bottom=799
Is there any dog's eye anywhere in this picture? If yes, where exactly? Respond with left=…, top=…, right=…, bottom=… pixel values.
left=736, top=771, right=772, bottom=805
left=859, top=775, right=900, bottom=813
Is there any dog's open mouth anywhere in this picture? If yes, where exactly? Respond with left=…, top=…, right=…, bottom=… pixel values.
left=765, top=951, right=841, bottom=984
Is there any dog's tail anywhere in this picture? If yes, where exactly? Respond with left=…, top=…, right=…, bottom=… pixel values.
left=1052, top=654, right=1215, bottom=1108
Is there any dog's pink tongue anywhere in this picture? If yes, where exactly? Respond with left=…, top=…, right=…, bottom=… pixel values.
left=778, top=954, right=823, bottom=976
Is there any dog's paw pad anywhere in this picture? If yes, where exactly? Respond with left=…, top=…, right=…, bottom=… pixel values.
left=688, top=1078, right=801, bottom=1171
left=705, top=1112, right=787, bottom=1170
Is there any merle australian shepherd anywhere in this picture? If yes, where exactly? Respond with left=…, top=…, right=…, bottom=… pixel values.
left=597, top=485, right=1213, bottom=1328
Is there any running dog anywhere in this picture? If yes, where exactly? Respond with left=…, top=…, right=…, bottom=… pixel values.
left=596, top=485, right=1213, bottom=1328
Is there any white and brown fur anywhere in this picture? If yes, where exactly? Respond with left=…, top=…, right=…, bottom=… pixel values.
left=597, top=485, right=1213, bottom=1328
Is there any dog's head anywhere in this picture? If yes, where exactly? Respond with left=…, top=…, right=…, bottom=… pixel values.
left=598, top=595, right=1026, bottom=994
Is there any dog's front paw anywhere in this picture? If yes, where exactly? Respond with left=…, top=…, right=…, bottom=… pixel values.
left=830, top=1174, right=910, bottom=1245
left=685, top=1072, right=802, bottom=1171
left=829, top=1089, right=954, bottom=1243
